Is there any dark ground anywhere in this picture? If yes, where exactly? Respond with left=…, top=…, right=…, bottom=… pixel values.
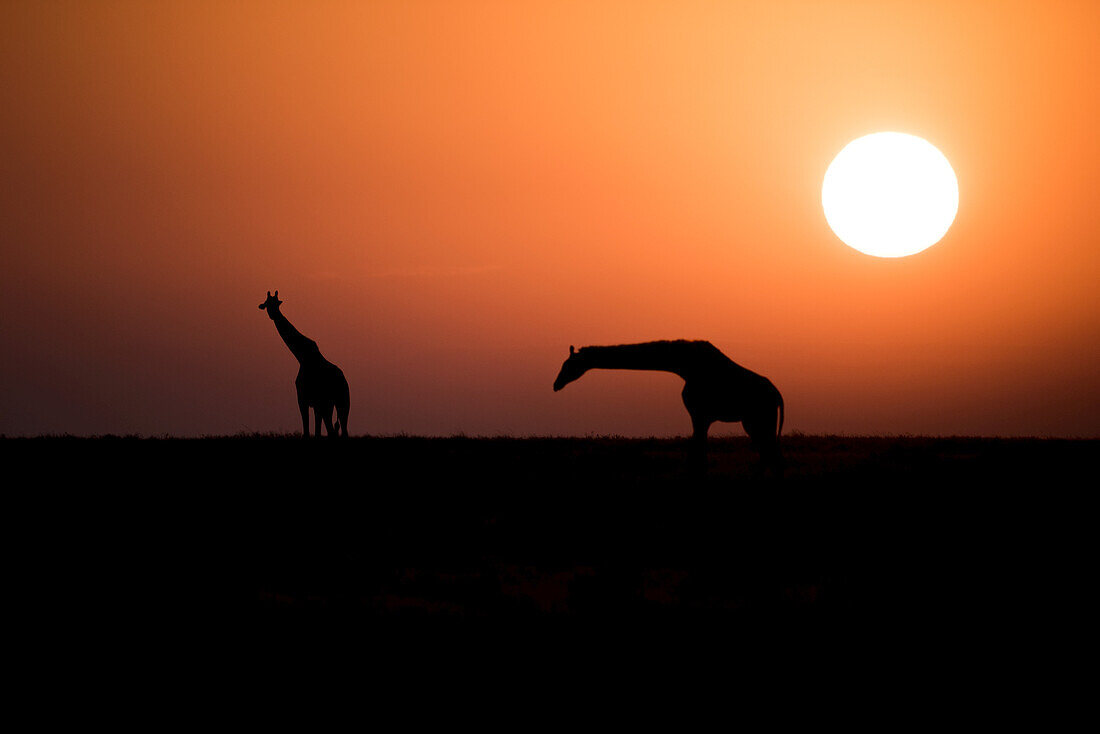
left=8, top=434, right=1095, bottom=662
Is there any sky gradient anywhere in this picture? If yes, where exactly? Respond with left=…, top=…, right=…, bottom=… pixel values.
left=2, top=1, right=1098, bottom=437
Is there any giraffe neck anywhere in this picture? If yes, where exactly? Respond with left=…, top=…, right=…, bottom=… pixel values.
left=579, top=341, right=724, bottom=380
left=270, top=309, right=319, bottom=365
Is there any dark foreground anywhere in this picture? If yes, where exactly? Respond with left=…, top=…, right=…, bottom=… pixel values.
left=9, top=435, right=1095, bottom=655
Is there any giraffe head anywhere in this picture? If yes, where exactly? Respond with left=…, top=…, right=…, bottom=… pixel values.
left=553, top=345, right=588, bottom=392
left=258, top=290, right=283, bottom=316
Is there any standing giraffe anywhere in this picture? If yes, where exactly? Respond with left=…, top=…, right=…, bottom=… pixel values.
left=553, top=340, right=784, bottom=473
left=259, top=291, right=350, bottom=437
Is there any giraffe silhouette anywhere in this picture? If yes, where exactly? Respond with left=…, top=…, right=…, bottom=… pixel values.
left=553, top=340, right=784, bottom=473
left=259, top=291, right=350, bottom=437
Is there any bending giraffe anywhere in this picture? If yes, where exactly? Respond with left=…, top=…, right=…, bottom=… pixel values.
left=553, top=340, right=784, bottom=473
left=259, top=291, right=350, bottom=437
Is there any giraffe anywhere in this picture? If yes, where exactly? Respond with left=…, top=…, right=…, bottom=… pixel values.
left=259, top=291, right=350, bottom=437
left=553, top=340, right=784, bottom=473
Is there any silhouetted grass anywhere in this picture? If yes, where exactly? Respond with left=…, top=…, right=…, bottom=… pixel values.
left=7, top=435, right=1093, bottom=654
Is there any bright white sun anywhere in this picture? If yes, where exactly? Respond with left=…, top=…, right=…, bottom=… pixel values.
left=822, top=132, right=958, bottom=258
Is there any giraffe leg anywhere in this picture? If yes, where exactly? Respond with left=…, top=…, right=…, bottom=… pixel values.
left=320, top=402, right=336, bottom=438
left=314, top=405, right=323, bottom=438
left=298, top=393, right=310, bottom=438
left=336, top=376, right=350, bottom=437
left=336, top=398, right=349, bottom=438
left=744, top=414, right=782, bottom=478
left=689, top=414, right=711, bottom=477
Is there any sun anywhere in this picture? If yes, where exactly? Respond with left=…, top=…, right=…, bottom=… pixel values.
left=822, top=132, right=958, bottom=258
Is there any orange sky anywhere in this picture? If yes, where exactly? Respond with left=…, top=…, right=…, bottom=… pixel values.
left=2, top=0, right=1098, bottom=437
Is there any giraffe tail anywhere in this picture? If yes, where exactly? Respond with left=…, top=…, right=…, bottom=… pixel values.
left=776, top=391, right=785, bottom=443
